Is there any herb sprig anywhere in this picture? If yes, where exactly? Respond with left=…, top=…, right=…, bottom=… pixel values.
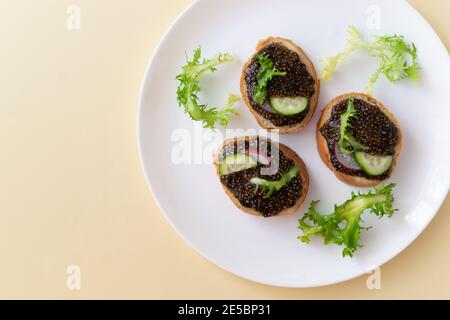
left=251, top=165, right=299, bottom=198
left=176, top=47, right=239, bottom=129
left=338, top=97, right=368, bottom=154
left=321, top=26, right=421, bottom=95
left=252, top=54, right=286, bottom=105
left=299, top=183, right=397, bottom=257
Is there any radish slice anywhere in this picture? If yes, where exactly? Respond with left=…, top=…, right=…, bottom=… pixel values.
left=260, top=102, right=277, bottom=114
left=244, top=149, right=271, bottom=166
left=333, top=142, right=361, bottom=171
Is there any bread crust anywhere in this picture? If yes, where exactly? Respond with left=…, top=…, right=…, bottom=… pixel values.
left=213, top=136, right=309, bottom=217
left=316, top=92, right=404, bottom=187
left=240, top=37, right=320, bottom=134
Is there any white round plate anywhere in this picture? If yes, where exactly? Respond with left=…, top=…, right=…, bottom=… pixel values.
left=138, top=0, right=450, bottom=287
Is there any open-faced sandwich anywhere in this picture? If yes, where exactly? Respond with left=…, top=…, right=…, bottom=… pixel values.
left=214, top=136, right=309, bottom=217
left=240, top=37, right=320, bottom=134
left=317, top=93, right=403, bottom=187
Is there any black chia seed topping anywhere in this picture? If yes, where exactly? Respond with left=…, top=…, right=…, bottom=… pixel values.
left=219, top=137, right=303, bottom=217
left=320, top=98, right=399, bottom=179
left=244, top=43, right=316, bottom=127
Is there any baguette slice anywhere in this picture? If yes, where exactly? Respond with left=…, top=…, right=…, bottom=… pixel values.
left=317, top=92, right=404, bottom=187
left=240, top=37, right=320, bottom=134
left=214, top=136, right=309, bottom=217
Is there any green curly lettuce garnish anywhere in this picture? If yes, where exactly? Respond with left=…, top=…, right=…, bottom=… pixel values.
left=251, top=165, right=299, bottom=198
left=338, top=97, right=368, bottom=154
left=321, top=26, right=421, bottom=95
left=298, top=183, right=397, bottom=257
left=252, top=54, right=287, bottom=105
left=176, top=47, right=240, bottom=129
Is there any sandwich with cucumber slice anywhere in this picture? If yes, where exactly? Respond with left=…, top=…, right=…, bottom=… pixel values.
left=214, top=136, right=309, bottom=217
left=240, top=37, right=320, bottom=134
left=317, top=92, right=403, bottom=187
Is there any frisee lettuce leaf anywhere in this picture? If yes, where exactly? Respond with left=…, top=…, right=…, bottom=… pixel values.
left=338, top=97, right=368, bottom=154
left=176, top=47, right=239, bottom=129
left=252, top=54, right=286, bottom=105
left=298, top=183, right=397, bottom=257
left=321, top=26, right=421, bottom=95
left=251, top=165, right=299, bottom=198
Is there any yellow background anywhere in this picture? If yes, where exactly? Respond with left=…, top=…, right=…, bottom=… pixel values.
left=0, top=0, right=449, bottom=299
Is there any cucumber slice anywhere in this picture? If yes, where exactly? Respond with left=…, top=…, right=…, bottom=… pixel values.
left=354, top=152, right=393, bottom=176
left=269, top=97, right=309, bottom=116
left=219, top=153, right=258, bottom=176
